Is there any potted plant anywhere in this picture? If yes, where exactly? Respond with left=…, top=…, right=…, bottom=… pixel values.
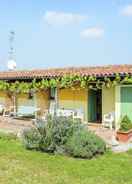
left=116, top=115, right=132, bottom=142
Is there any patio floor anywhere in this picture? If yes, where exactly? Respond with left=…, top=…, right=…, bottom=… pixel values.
left=88, top=123, right=116, bottom=146
left=0, top=116, right=33, bottom=135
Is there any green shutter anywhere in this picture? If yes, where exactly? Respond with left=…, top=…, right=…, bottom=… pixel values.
left=88, top=90, right=97, bottom=122
left=50, top=88, right=56, bottom=98
left=121, top=87, right=132, bottom=120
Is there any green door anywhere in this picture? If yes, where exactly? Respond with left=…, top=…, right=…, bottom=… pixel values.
left=88, top=90, right=97, bottom=122
left=121, top=87, right=132, bottom=120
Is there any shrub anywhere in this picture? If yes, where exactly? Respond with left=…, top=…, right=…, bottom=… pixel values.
left=41, top=116, right=84, bottom=153
left=65, top=129, right=106, bottom=159
left=23, top=116, right=83, bottom=153
left=120, top=115, right=132, bottom=132
left=22, top=128, right=41, bottom=150
left=22, top=115, right=106, bottom=158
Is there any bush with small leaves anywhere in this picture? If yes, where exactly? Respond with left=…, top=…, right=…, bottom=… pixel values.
left=22, top=128, right=41, bottom=150
left=22, top=115, right=106, bottom=159
left=23, top=116, right=83, bottom=153
left=37, top=116, right=83, bottom=153
left=65, top=129, right=106, bottom=159
left=120, top=115, right=132, bottom=132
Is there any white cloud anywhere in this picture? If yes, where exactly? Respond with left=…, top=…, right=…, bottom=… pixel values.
left=121, top=5, right=132, bottom=16
left=43, top=11, right=87, bottom=26
left=80, top=27, right=104, bottom=39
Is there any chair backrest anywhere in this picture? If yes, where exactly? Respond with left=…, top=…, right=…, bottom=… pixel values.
left=56, top=109, right=74, bottom=117
left=0, top=104, right=4, bottom=113
left=104, top=112, right=115, bottom=121
left=110, top=112, right=115, bottom=120
left=56, top=109, right=63, bottom=116
left=63, top=109, right=74, bottom=117
left=73, top=108, right=83, bottom=118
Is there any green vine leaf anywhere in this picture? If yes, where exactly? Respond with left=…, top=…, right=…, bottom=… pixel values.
left=0, top=73, right=131, bottom=93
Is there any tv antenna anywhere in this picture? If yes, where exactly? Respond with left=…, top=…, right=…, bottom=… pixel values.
left=7, top=31, right=17, bottom=70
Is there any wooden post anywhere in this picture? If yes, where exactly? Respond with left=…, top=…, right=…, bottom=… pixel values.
left=13, top=93, right=17, bottom=114
left=55, top=87, right=58, bottom=109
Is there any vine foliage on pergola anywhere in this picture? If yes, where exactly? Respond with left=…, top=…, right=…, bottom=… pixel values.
left=0, top=73, right=132, bottom=94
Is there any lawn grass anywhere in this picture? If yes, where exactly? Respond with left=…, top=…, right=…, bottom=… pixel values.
left=0, top=138, right=132, bottom=184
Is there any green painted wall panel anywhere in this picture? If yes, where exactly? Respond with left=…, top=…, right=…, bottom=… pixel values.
left=121, top=87, right=132, bottom=120
left=88, top=90, right=97, bottom=122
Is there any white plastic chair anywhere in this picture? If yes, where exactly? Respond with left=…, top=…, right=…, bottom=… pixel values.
left=41, top=109, right=49, bottom=120
left=56, top=109, right=64, bottom=116
left=3, top=105, right=14, bottom=117
left=73, top=109, right=84, bottom=122
left=56, top=109, right=74, bottom=117
left=63, top=109, right=74, bottom=117
left=102, top=112, right=115, bottom=130
left=0, top=104, right=4, bottom=114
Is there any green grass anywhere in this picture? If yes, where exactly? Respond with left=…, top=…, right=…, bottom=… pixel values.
left=0, top=137, right=132, bottom=184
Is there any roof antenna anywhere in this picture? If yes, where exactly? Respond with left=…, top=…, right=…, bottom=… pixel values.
left=7, top=31, right=17, bottom=71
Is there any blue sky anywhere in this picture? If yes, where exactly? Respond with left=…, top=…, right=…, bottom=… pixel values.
left=0, top=0, right=132, bottom=70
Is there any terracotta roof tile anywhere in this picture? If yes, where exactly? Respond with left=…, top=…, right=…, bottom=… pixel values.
left=0, top=64, right=132, bottom=80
